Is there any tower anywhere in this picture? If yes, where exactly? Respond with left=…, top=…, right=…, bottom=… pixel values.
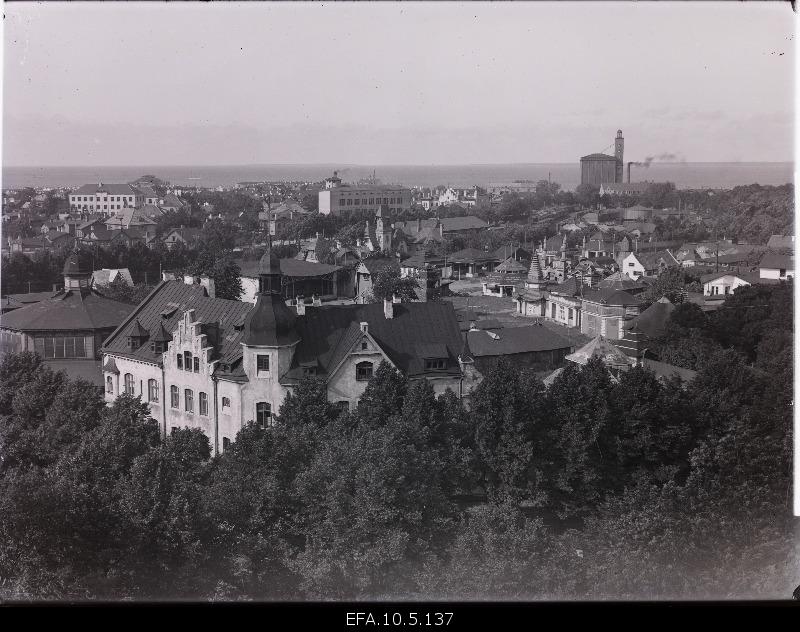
left=614, top=130, right=624, bottom=183
left=375, top=205, right=391, bottom=254
left=63, top=249, right=92, bottom=294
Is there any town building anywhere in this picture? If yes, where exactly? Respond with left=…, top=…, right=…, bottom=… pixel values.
left=0, top=251, right=134, bottom=384
left=621, top=250, right=679, bottom=279
left=758, top=252, right=794, bottom=280
left=162, top=227, right=203, bottom=250
left=514, top=253, right=548, bottom=317
left=69, top=183, right=145, bottom=215
left=580, top=288, right=641, bottom=340
left=238, top=257, right=348, bottom=303
left=545, top=276, right=583, bottom=329
left=464, top=323, right=573, bottom=373
left=580, top=130, right=624, bottom=186
left=101, top=247, right=470, bottom=454
left=318, top=172, right=412, bottom=217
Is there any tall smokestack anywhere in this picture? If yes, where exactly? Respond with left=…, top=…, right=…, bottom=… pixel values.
left=627, top=162, right=632, bottom=184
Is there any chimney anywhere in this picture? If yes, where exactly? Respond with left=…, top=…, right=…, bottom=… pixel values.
left=183, top=274, right=196, bottom=286
left=392, top=293, right=401, bottom=304
left=199, top=275, right=215, bottom=299
left=162, top=271, right=177, bottom=281
left=384, top=297, right=394, bottom=319
left=295, top=296, right=305, bottom=315
left=417, top=217, right=422, bottom=232
left=627, top=162, right=632, bottom=184
left=360, top=321, right=368, bottom=333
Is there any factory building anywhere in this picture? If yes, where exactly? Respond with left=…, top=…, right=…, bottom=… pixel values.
left=580, top=130, right=624, bottom=186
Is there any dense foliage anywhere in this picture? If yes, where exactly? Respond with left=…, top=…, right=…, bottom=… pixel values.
left=0, top=280, right=794, bottom=601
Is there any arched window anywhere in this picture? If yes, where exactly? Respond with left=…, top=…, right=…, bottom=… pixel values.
left=199, top=392, right=208, bottom=416
left=106, top=376, right=114, bottom=394
left=148, top=379, right=159, bottom=403
left=184, top=351, right=192, bottom=372
left=124, top=373, right=134, bottom=394
left=356, top=361, right=373, bottom=381
left=256, top=402, right=272, bottom=429
left=185, top=389, right=194, bottom=413
left=170, top=385, right=179, bottom=408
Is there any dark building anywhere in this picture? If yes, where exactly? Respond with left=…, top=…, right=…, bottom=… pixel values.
left=580, top=130, right=624, bottom=186
left=0, top=250, right=134, bottom=385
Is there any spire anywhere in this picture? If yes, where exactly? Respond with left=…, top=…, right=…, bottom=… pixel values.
left=459, top=331, right=474, bottom=364
left=258, top=238, right=281, bottom=295
left=527, top=250, right=543, bottom=282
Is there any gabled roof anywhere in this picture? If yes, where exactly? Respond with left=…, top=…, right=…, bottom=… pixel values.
left=284, top=301, right=463, bottom=381
left=466, top=325, right=572, bottom=357
left=631, top=250, right=680, bottom=270
left=759, top=252, right=794, bottom=270
left=101, top=280, right=253, bottom=377
left=566, top=336, right=634, bottom=368
left=597, top=271, right=648, bottom=292
left=550, top=276, right=583, bottom=297
left=766, top=235, right=794, bottom=249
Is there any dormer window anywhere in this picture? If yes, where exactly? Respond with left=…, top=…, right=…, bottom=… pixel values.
left=424, top=358, right=447, bottom=371
left=302, top=366, right=317, bottom=376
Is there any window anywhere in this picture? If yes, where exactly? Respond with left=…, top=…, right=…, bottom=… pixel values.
left=222, top=396, right=231, bottom=409
left=185, top=389, right=194, bottom=413
left=184, top=351, right=192, bottom=371
left=256, top=402, right=272, bottom=429
left=199, top=392, right=208, bottom=416
left=356, top=361, right=373, bottom=381
left=302, top=366, right=317, bottom=376
left=361, top=341, right=368, bottom=351
left=177, top=354, right=183, bottom=370
left=257, top=354, right=270, bottom=374
left=425, top=358, right=447, bottom=371
left=106, top=376, right=114, bottom=394
left=193, top=357, right=199, bottom=373
left=124, top=373, right=134, bottom=394
left=335, top=400, right=349, bottom=413
left=223, top=437, right=231, bottom=451
left=148, top=379, right=159, bottom=402
left=170, top=385, right=179, bottom=408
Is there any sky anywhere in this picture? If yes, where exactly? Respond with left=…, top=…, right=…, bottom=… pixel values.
left=2, top=1, right=796, bottom=166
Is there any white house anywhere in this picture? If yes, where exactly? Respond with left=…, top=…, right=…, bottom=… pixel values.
left=700, top=272, right=755, bottom=298
left=759, top=252, right=794, bottom=280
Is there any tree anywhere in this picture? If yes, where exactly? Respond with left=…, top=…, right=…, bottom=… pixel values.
left=189, top=252, right=243, bottom=300
left=370, top=262, right=420, bottom=302
left=575, top=184, right=600, bottom=209
left=96, top=276, right=153, bottom=305
left=469, top=359, right=544, bottom=502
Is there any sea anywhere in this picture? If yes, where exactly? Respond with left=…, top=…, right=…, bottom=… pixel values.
left=1, top=162, right=794, bottom=191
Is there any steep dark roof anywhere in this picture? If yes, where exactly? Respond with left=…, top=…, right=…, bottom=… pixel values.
left=63, top=250, right=92, bottom=276
left=0, top=289, right=134, bottom=332
left=242, top=293, right=299, bottom=347
left=239, top=257, right=341, bottom=279
left=759, top=252, right=794, bottom=270
left=582, top=287, right=641, bottom=306
left=101, top=281, right=253, bottom=377
left=151, top=321, right=173, bottom=343
left=448, top=248, right=499, bottom=264
left=284, top=301, right=463, bottom=381
left=129, top=318, right=149, bottom=337
left=439, top=216, right=489, bottom=232
left=624, top=297, right=675, bottom=338
left=466, top=325, right=572, bottom=357
left=360, top=257, right=395, bottom=275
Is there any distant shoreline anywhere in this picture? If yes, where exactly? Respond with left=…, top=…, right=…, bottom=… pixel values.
left=2, top=162, right=794, bottom=191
